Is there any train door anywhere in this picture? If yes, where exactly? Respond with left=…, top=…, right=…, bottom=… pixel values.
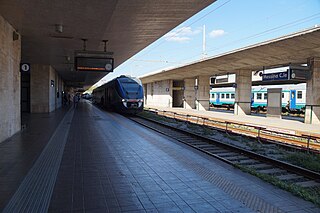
left=290, top=90, right=296, bottom=109
left=216, top=93, right=220, bottom=105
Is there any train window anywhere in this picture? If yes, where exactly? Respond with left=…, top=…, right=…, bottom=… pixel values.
left=282, top=93, right=284, bottom=98
left=221, top=94, right=225, bottom=98
left=297, top=91, right=302, bottom=99
left=211, top=93, right=215, bottom=99
left=226, top=94, right=230, bottom=99
left=257, top=93, right=262, bottom=100
left=231, top=94, right=235, bottom=99
left=264, top=93, right=268, bottom=100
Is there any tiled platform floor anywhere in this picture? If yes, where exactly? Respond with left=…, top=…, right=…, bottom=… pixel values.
left=0, top=100, right=319, bottom=212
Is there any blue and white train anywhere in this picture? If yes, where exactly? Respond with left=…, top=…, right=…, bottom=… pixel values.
left=210, top=84, right=306, bottom=112
left=93, top=75, right=144, bottom=114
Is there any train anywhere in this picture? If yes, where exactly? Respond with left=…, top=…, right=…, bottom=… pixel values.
left=210, top=83, right=306, bottom=112
left=92, top=75, right=144, bottom=114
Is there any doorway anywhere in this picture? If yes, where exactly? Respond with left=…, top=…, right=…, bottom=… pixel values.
left=21, top=72, right=30, bottom=112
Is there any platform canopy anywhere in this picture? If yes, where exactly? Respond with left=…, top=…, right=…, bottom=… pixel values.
left=140, top=26, right=320, bottom=84
left=0, top=0, right=215, bottom=88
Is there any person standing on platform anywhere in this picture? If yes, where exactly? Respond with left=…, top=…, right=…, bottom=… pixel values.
left=73, top=94, right=78, bottom=108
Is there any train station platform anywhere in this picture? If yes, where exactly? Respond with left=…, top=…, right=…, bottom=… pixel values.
left=0, top=100, right=319, bottom=212
left=144, top=105, right=320, bottom=136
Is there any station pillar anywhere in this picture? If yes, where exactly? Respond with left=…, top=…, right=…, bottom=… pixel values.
left=30, top=64, right=63, bottom=113
left=195, top=75, right=210, bottom=111
left=183, top=78, right=196, bottom=109
left=0, top=14, right=21, bottom=143
left=305, top=57, right=320, bottom=124
left=234, top=70, right=252, bottom=115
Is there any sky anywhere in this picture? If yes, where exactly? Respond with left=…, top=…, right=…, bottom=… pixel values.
left=90, top=0, right=320, bottom=90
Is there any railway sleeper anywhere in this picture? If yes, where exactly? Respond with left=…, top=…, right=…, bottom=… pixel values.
left=276, top=174, right=303, bottom=181
left=266, top=154, right=285, bottom=159
left=195, top=144, right=217, bottom=149
left=208, top=149, right=232, bottom=155
left=224, top=156, right=249, bottom=161
left=237, top=159, right=260, bottom=165
left=186, top=142, right=209, bottom=146
left=247, top=163, right=273, bottom=170
left=294, top=180, right=320, bottom=188
left=257, top=168, right=287, bottom=175
left=215, top=152, right=238, bottom=158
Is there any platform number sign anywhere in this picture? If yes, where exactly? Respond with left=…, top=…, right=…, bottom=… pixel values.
left=20, top=63, right=30, bottom=72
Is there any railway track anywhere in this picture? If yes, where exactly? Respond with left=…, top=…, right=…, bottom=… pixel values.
left=129, top=115, right=320, bottom=190
left=147, top=108, right=320, bottom=152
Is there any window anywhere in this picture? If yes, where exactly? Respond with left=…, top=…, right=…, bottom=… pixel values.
left=297, top=91, right=302, bottom=99
left=221, top=94, right=225, bottom=99
left=257, top=93, right=262, bottom=100
left=211, top=93, right=215, bottom=99
left=282, top=93, right=284, bottom=98
left=231, top=94, right=235, bottom=99
left=264, top=93, right=268, bottom=100
left=226, top=94, right=230, bottom=99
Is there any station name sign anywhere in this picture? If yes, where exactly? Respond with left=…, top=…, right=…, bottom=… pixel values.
left=262, top=71, right=289, bottom=81
left=74, top=51, right=114, bottom=72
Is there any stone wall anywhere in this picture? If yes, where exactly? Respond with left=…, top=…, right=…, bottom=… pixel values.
left=0, top=14, right=21, bottom=143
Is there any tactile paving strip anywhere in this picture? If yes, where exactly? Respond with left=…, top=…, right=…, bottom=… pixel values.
left=3, top=108, right=74, bottom=213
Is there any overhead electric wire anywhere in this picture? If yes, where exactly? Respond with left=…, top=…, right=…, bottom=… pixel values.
left=179, top=12, right=320, bottom=64
left=136, top=0, right=232, bottom=59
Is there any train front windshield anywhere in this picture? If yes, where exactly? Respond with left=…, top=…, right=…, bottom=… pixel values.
left=118, top=78, right=143, bottom=99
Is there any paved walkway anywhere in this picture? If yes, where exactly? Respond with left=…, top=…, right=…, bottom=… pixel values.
left=0, top=101, right=319, bottom=212
left=145, top=105, right=320, bottom=136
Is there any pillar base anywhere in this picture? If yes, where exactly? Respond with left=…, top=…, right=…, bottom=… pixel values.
left=196, top=100, right=209, bottom=111
left=234, top=102, right=251, bottom=115
left=304, top=105, right=320, bottom=124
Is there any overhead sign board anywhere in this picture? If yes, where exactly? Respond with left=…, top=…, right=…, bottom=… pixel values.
left=262, top=71, right=289, bottom=81
left=75, top=57, right=114, bottom=72
left=288, top=65, right=309, bottom=80
left=74, top=50, right=114, bottom=72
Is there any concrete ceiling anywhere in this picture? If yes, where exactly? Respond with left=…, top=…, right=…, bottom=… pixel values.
left=140, top=26, right=320, bottom=84
left=0, top=0, right=215, bottom=88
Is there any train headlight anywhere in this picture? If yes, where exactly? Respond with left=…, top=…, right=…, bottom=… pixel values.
left=122, top=99, right=127, bottom=102
left=138, top=99, right=144, bottom=102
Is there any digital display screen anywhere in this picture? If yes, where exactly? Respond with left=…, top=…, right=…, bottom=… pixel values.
left=75, top=57, right=114, bottom=72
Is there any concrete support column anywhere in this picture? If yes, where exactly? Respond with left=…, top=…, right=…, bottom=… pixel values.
left=0, top=14, right=21, bottom=143
left=305, top=57, right=320, bottom=124
left=30, top=64, right=60, bottom=113
left=143, top=84, right=147, bottom=105
left=184, top=78, right=196, bottom=109
left=234, top=70, right=252, bottom=115
left=196, top=75, right=210, bottom=111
